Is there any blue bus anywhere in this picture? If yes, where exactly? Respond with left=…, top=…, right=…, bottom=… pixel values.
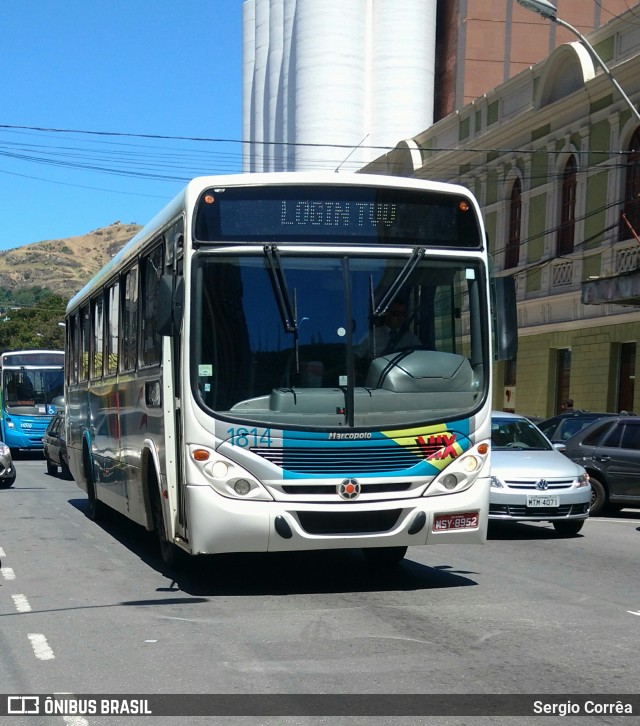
left=0, top=350, right=65, bottom=451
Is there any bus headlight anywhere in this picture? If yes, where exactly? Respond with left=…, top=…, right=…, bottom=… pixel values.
left=189, top=446, right=273, bottom=501
left=423, top=442, right=489, bottom=497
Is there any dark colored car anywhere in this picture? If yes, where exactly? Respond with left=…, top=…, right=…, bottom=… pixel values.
left=538, top=410, right=617, bottom=445
left=563, top=415, right=640, bottom=515
left=43, top=412, right=72, bottom=479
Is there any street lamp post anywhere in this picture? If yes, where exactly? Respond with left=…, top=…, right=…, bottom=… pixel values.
left=517, top=0, right=640, bottom=124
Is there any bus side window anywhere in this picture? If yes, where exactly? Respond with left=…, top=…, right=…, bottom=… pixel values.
left=121, top=264, right=139, bottom=372
left=105, top=280, right=119, bottom=375
left=80, top=304, right=90, bottom=381
left=141, top=242, right=164, bottom=367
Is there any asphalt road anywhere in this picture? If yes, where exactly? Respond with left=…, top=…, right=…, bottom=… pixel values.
left=1, top=455, right=639, bottom=726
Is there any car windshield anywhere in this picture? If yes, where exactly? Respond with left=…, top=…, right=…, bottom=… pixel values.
left=491, top=417, right=552, bottom=451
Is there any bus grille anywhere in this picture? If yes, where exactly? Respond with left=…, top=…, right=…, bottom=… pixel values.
left=251, top=445, right=425, bottom=474
left=282, top=481, right=412, bottom=495
left=295, top=509, right=402, bottom=535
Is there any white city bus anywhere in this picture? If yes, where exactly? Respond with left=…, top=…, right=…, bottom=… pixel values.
left=65, top=173, right=516, bottom=568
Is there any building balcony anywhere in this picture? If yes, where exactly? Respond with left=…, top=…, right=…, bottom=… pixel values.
left=582, top=241, right=640, bottom=306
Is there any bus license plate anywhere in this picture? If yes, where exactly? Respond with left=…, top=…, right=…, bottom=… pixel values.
left=433, top=512, right=479, bottom=531
left=527, top=494, right=559, bottom=508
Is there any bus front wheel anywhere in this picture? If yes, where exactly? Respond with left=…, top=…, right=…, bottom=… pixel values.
left=149, top=473, right=183, bottom=570
left=362, top=546, right=407, bottom=568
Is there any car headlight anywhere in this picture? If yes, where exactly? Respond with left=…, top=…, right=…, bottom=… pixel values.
left=0, top=443, right=9, bottom=457
left=576, top=472, right=590, bottom=488
left=490, top=474, right=504, bottom=489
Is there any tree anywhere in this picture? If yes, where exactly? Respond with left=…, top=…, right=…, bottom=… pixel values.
left=0, top=294, right=66, bottom=352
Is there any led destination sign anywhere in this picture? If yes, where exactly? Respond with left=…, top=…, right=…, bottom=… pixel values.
left=194, top=184, right=481, bottom=247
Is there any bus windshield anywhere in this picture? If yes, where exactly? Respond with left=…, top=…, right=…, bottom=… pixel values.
left=3, top=368, right=65, bottom=413
left=192, top=251, right=487, bottom=428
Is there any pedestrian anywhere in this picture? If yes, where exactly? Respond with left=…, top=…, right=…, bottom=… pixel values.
left=560, top=398, right=574, bottom=412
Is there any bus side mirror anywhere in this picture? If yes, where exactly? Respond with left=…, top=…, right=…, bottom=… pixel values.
left=157, top=274, right=184, bottom=337
left=492, top=276, right=518, bottom=361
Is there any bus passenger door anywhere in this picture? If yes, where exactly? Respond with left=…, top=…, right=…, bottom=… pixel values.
left=164, top=223, right=187, bottom=540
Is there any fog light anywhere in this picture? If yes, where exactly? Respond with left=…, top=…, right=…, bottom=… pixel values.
left=234, top=479, right=252, bottom=496
left=441, top=473, right=458, bottom=490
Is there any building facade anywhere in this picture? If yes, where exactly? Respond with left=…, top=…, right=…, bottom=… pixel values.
left=242, top=0, right=628, bottom=172
left=435, top=0, right=632, bottom=120
left=363, top=7, right=640, bottom=417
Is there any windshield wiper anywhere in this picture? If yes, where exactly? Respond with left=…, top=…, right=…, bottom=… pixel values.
left=264, top=244, right=304, bottom=375
left=264, top=244, right=297, bottom=333
left=371, top=246, right=425, bottom=321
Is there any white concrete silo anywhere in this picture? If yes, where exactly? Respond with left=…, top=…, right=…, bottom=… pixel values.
left=368, top=0, right=436, bottom=163
left=242, top=0, right=256, bottom=171
left=291, top=0, right=367, bottom=170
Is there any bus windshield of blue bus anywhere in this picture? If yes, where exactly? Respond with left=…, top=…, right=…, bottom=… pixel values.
left=194, top=185, right=482, bottom=247
left=3, top=369, right=64, bottom=413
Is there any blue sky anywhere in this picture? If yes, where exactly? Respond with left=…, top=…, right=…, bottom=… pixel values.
left=0, top=1, right=243, bottom=250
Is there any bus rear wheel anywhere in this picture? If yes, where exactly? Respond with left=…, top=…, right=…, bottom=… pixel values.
left=84, top=448, right=105, bottom=521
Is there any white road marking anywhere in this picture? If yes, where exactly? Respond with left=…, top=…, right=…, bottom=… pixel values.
left=1, top=567, right=16, bottom=580
left=0, top=546, right=6, bottom=557
left=54, top=693, right=89, bottom=726
left=28, top=633, right=55, bottom=660
left=12, top=594, right=32, bottom=612
left=628, top=610, right=640, bottom=617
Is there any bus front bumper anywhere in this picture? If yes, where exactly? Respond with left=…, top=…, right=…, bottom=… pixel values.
left=186, top=481, right=489, bottom=555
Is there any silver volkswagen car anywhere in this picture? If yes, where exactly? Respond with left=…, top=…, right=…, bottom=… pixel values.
left=490, top=412, right=590, bottom=536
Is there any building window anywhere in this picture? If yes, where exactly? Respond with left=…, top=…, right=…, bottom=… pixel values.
left=620, top=128, right=640, bottom=242
left=505, top=178, right=521, bottom=269
left=557, top=155, right=576, bottom=256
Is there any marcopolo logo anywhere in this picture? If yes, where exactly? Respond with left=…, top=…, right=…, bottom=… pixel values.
left=338, top=479, right=361, bottom=500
